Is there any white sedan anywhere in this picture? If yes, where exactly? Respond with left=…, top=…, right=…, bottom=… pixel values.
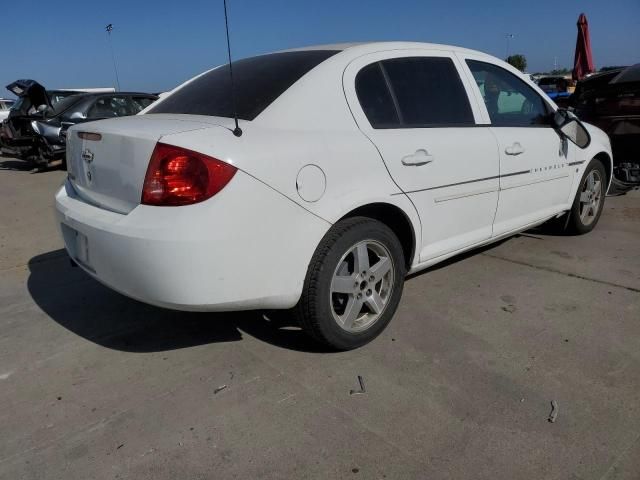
left=0, top=98, right=15, bottom=121
left=55, top=42, right=612, bottom=350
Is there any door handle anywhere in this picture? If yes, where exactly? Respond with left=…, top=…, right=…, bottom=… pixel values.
left=401, top=149, right=435, bottom=166
left=505, top=142, right=525, bottom=156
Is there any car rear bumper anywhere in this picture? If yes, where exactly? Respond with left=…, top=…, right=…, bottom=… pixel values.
left=55, top=171, right=330, bottom=311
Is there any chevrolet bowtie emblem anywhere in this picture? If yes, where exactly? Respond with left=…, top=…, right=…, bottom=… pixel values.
left=82, top=149, right=94, bottom=163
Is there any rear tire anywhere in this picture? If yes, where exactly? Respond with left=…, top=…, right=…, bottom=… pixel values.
left=295, top=217, right=405, bottom=351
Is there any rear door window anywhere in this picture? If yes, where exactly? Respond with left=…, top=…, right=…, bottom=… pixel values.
left=382, top=57, right=474, bottom=127
left=149, top=50, right=339, bottom=120
left=355, top=63, right=400, bottom=128
left=355, top=56, right=475, bottom=128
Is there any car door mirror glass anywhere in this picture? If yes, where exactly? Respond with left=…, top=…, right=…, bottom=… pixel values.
left=554, top=109, right=590, bottom=148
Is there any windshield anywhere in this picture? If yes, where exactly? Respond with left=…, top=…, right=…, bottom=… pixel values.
left=148, top=50, right=339, bottom=120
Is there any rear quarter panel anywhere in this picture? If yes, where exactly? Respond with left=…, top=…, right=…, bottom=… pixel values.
left=161, top=124, right=423, bottom=267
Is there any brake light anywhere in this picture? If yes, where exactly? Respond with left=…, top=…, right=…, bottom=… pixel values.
left=141, top=143, right=237, bottom=206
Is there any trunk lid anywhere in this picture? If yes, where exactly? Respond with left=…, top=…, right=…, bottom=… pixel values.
left=6, top=79, right=52, bottom=111
left=67, top=114, right=233, bottom=214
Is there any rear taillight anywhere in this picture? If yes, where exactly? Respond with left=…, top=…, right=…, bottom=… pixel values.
left=141, top=143, right=237, bottom=206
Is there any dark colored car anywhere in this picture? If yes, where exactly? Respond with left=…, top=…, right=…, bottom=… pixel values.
left=1, top=80, right=157, bottom=169
left=538, top=76, right=570, bottom=93
left=537, top=76, right=573, bottom=104
left=571, top=65, right=640, bottom=185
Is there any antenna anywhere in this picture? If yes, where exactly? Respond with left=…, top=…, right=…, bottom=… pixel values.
left=223, top=0, right=242, bottom=137
left=105, top=24, right=121, bottom=92
left=505, top=33, right=514, bottom=59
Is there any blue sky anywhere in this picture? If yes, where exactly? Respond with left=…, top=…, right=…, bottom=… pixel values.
left=2, top=0, right=639, bottom=95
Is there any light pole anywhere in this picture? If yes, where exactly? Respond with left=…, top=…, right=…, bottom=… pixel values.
left=106, top=24, right=121, bottom=91
left=505, top=33, right=514, bottom=59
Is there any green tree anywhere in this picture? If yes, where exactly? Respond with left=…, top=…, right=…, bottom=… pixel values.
left=506, top=54, right=527, bottom=72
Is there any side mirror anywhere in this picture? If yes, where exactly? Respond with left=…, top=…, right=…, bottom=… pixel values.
left=553, top=109, right=591, bottom=149
left=69, top=111, right=86, bottom=121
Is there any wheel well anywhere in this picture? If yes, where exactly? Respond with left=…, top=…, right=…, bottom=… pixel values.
left=340, top=203, right=416, bottom=269
left=594, top=152, right=612, bottom=185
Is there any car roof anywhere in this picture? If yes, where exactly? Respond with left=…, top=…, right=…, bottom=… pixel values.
left=62, top=92, right=158, bottom=99
left=153, top=41, right=537, bottom=130
left=253, top=41, right=523, bottom=130
left=87, top=92, right=157, bottom=96
left=279, top=41, right=491, bottom=58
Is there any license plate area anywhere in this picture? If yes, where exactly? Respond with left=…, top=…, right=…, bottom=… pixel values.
left=61, top=223, right=94, bottom=272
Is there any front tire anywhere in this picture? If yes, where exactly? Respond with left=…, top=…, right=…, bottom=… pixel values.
left=295, top=217, right=406, bottom=351
left=566, top=158, right=607, bottom=234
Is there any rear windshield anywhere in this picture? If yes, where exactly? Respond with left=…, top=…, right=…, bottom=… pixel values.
left=148, top=50, right=338, bottom=120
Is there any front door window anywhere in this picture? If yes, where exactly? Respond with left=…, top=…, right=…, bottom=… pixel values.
left=466, top=60, right=550, bottom=127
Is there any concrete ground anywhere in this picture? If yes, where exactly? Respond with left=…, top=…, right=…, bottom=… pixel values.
left=1, top=156, right=639, bottom=480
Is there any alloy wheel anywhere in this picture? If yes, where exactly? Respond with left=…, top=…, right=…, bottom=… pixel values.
left=329, top=240, right=395, bottom=332
left=579, top=169, right=603, bottom=226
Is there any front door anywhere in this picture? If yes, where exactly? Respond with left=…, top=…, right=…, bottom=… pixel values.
left=344, top=50, right=500, bottom=262
left=462, top=58, right=576, bottom=235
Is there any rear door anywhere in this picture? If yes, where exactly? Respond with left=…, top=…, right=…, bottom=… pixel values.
left=344, top=50, right=500, bottom=262
left=461, top=57, right=576, bottom=235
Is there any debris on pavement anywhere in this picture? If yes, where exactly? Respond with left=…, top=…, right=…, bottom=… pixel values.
left=214, top=385, right=228, bottom=394
left=349, top=376, right=366, bottom=396
left=276, top=393, right=296, bottom=404
left=548, top=400, right=559, bottom=423
left=141, top=447, right=156, bottom=457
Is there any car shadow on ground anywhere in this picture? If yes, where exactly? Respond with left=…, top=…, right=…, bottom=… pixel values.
left=28, top=232, right=546, bottom=354
left=27, top=250, right=331, bottom=354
